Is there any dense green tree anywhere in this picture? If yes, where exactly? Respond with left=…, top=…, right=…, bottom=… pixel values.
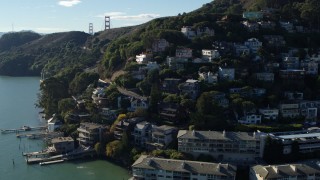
left=69, top=72, right=99, bottom=95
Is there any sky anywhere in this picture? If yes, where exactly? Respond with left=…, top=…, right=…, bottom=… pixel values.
left=0, top=0, right=212, bottom=34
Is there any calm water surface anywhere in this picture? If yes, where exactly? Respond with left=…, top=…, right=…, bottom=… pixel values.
left=0, top=76, right=130, bottom=180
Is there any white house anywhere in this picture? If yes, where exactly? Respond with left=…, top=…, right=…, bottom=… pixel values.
left=136, top=53, right=152, bottom=64
left=238, top=114, right=262, bottom=124
left=181, top=26, right=196, bottom=39
left=202, top=49, right=220, bottom=61
left=48, top=114, right=62, bottom=132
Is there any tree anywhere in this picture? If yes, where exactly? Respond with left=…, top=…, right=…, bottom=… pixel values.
left=149, top=83, right=160, bottom=113
left=94, top=142, right=104, bottom=157
left=106, top=140, right=123, bottom=158
left=58, top=98, right=75, bottom=116
left=69, top=72, right=99, bottom=95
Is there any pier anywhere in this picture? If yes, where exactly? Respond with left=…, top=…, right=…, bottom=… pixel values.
left=25, top=147, right=96, bottom=165
left=1, top=126, right=47, bottom=134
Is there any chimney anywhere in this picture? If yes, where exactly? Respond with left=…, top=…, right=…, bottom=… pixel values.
left=222, top=130, right=226, bottom=137
left=290, top=165, right=297, bottom=172
left=192, top=130, right=196, bottom=136
left=272, top=166, right=279, bottom=174
left=253, top=131, right=256, bottom=138
left=217, top=163, right=221, bottom=172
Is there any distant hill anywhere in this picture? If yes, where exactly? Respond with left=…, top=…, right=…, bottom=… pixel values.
left=0, top=32, right=5, bottom=37
left=0, top=26, right=139, bottom=76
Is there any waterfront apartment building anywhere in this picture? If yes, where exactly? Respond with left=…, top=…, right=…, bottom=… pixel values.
left=250, top=161, right=320, bottom=180
left=131, top=155, right=237, bottom=180
left=77, top=122, right=106, bottom=146
left=51, top=137, right=74, bottom=154
left=268, top=129, right=320, bottom=155
left=177, top=130, right=263, bottom=164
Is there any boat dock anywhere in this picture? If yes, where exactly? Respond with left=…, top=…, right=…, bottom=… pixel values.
left=25, top=148, right=96, bottom=165
left=39, top=159, right=64, bottom=166
left=1, top=126, right=47, bottom=134
left=17, top=133, right=46, bottom=139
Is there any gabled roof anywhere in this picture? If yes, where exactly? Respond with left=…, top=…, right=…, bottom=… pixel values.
left=132, top=155, right=237, bottom=176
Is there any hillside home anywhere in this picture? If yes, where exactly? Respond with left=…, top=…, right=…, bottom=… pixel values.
left=198, top=71, right=218, bottom=84
left=166, top=56, right=187, bottom=70
left=202, top=49, right=220, bottom=61
left=181, top=26, right=214, bottom=39
left=300, top=100, right=320, bottom=120
left=238, top=113, right=262, bottom=124
left=144, top=61, right=160, bottom=71
left=279, top=102, right=300, bottom=118
left=132, top=121, right=153, bottom=148
left=284, top=91, right=304, bottom=100
left=280, top=21, right=294, bottom=33
left=212, top=92, right=229, bottom=108
left=244, top=38, right=262, bottom=54
left=114, top=117, right=144, bottom=140
left=259, top=108, right=279, bottom=120
left=229, top=87, right=266, bottom=98
left=130, top=69, right=146, bottom=80
left=147, top=125, right=177, bottom=150
left=279, top=69, right=305, bottom=80
left=258, top=21, right=276, bottom=29
left=158, top=103, right=183, bottom=123
left=300, top=60, right=318, bottom=75
left=77, top=122, right=106, bottom=146
left=218, top=66, right=235, bottom=81
left=100, top=108, right=117, bottom=122
left=212, top=41, right=234, bottom=55
left=234, top=44, right=250, bottom=56
left=136, top=53, right=153, bottom=64
left=131, top=155, right=237, bottom=180
left=181, top=26, right=196, bottom=39
left=282, top=56, right=300, bottom=69
left=47, top=114, right=62, bottom=132
left=255, top=72, right=274, bottom=82
left=243, top=11, right=263, bottom=20
left=117, top=88, right=149, bottom=112
left=179, top=79, right=200, bottom=100
left=152, top=39, right=169, bottom=53
left=250, top=162, right=320, bottom=180
left=92, top=87, right=107, bottom=106
left=242, top=21, right=259, bottom=32
left=161, top=78, right=182, bottom=94
left=175, top=47, right=192, bottom=58
left=263, top=35, right=286, bottom=47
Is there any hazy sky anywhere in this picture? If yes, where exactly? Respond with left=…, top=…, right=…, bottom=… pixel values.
left=0, top=0, right=211, bottom=33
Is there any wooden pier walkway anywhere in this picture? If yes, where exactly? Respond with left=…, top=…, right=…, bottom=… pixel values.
left=1, top=126, right=47, bottom=134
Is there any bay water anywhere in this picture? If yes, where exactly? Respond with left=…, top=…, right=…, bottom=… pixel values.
left=0, top=76, right=130, bottom=180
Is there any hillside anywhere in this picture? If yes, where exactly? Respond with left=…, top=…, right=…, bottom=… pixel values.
left=1, top=0, right=320, bottom=77
left=0, top=26, right=139, bottom=76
